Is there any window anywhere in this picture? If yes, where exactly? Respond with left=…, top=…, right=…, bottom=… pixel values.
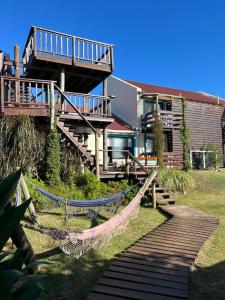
left=108, top=136, right=133, bottom=160
left=145, top=137, right=154, bottom=154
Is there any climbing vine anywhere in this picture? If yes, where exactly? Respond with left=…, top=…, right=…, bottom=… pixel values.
left=0, top=116, right=45, bottom=179
left=152, top=110, right=164, bottom=168
left=181, top=99, right=191, bottom=171
left=44, top=129, right=61, bottom=185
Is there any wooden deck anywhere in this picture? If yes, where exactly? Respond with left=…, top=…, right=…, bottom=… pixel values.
left=88, top=205, right=218, bottom=300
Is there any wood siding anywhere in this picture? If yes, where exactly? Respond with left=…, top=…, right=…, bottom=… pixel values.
left=171, top=99, right=183, bottom=155
left=185, top=101, right=225, bottom=153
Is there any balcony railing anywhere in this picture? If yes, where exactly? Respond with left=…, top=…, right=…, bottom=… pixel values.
left=0, top=76, right=112, bottom=118
left=0, top=76, right=51, bottom=112
left=142, top=109, right=183, bottom=130
left=22, top=26, right=114, bottom=70
left=58, top=92, right=112, bottom=118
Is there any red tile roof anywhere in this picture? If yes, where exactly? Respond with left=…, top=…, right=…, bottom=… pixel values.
left=107, top=115, right=134, bottom=131
left=125, top=80, right=225, bottom=106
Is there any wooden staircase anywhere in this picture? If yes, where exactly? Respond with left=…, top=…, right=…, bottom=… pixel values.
left=57, top=120, right=96, bottom=171
left=137, top=177, right=176, bottom=207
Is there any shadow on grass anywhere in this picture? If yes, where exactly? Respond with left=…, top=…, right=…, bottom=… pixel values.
left=39, top=249, right=114, bottom=300
left=189, top=261, right=225, bottom=300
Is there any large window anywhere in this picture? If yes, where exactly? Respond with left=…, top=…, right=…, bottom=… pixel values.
left=143, top=99, right=172, bottom=114
left=145, top=137, right=154, bottom=154
left=108, top=136, right=133, bottom=160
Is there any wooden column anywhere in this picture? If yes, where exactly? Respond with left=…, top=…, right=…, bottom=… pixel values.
left=95, top=133, right=100, bottom=180
left=103, top=127, right=108, bottom=171
left=20, top=175, right=37, bottom=223
left=152, top=182, right=157, bottom=209
left=50, top=81, right=55, bottom=130
left=14, top=45, right=20, bottom=102
left=60, top=68, right=65, bottom=111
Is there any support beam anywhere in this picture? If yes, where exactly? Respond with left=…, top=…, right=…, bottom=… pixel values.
left=60, top=67, right=65, bottom=111
left=14, top=45, right=20, bottom=102
left=95, top=133, right=100, bottom=180
left=103, top=128, right=108, bottom=171
left=50, top=81, right=55, bottom=130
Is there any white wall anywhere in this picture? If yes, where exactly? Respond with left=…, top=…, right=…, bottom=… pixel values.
left=87, top=132, right=104, bottom=164
left=107, top=76, right=139, bottom=128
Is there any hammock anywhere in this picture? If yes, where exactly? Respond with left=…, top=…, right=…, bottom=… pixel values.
left=60, top=171, right=157, bottom=258
left=27, top=178, right=138, bottom=219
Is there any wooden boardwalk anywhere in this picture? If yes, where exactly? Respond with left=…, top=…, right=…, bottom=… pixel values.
left=88, top=205, right=218, bottom=300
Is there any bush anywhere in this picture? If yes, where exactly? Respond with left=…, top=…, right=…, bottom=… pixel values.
left=157, top=168, right=195, bottom=193
left=44, top=130, right=61, bottom=185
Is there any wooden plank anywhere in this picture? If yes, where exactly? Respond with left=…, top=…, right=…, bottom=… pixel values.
left=99, top=277, right=188, bottom=298
left=104, top=270, right=188, bottom=290
left=113, top=260, right=189, bottom=278
left=92, top=284, right=181, bottom=300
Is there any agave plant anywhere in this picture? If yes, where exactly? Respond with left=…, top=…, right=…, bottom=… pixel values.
left=0, top=169, right=43, bottom=300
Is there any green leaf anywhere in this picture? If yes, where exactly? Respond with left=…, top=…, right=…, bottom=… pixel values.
left=0, top=169, right=22, bottom=212
left=0, top=199, right=31, bottom=251
left=0, top=271, right=14, bottom=300
left=23, top=261, right=47, bottom=273
left=3, top=269, right=23, bottom=286
left=9, top=248, right=24, bottom=271
left=13, top=281, right=42, bottom=300
left=0, top=252, right=10, bottom=262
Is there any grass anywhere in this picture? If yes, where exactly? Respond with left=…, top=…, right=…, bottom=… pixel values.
left=10, top=170, right=225, bottom=299
left=176, top=170, right=225, bottom=300
left=21, top=206, right=165, bottom=299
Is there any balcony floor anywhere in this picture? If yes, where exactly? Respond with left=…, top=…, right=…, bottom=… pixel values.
left=24, top=54, right=112, bottom=93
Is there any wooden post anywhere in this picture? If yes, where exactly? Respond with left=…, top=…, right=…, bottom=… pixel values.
left=125, top=153, right=130, bottom=177
left=14, top=45, right=20, bottom=102
left=60, top=68, right=65, bottom=112
left=95, top=133, right=100, bottom=180
left=203, top=151, right=206, bottom=170
left=0, top=76, right=4, bottom=113
left=20, top=175, right=38, bottom=224
left=152, top=182, right=157, bottom=209
left=50, top=81, right=55, bottom=130
left=103, top=127, right=108, bottom=171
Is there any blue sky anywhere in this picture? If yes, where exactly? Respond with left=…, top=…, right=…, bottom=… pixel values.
left=1, top=0, right=225, bottom=97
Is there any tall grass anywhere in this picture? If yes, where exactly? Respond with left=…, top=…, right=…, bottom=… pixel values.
left=157, top=168, right=195, bottom=193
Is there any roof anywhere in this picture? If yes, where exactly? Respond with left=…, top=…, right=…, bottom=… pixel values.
left=125, top=80, right=225, bottom=106
left=107, top=114, right=134, bottom=131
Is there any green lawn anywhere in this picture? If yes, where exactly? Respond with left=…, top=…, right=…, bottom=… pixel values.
left=19, top=170, right=225, bottom=299
left=176, top=170, right=225, bottom=300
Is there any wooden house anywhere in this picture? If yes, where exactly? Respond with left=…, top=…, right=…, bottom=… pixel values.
left=0, top=26, right=116, bottom=178
left=107, top=76, right=225, bottom=169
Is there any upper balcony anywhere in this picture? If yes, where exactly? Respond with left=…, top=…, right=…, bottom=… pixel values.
left=22, top=26, right=114, bottom=93
left=142, top=109, right=183, bottom=131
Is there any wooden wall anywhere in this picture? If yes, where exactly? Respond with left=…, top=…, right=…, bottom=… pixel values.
left=171, top=99, right=183, bottom=156
left=185, top=101, right=225, bottom=153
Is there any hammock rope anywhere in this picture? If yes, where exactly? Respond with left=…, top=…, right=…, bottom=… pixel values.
left=60, top=171, right=157, bottom=258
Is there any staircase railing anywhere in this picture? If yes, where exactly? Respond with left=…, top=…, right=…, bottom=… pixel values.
left=53, top=84, right=100, bottom=136
left=22, top=26, right=114, bottom=70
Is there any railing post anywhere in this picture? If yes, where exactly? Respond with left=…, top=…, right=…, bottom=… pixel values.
left=0, top=77, right=4, bottom=113
left=103, top=127, right=108, bottom=171
left=125, top=152, right=130, bottom=177
left=33, top=27, right=37, bottom=56
left=95, top=132, right=100, bottom=180
left=152, top=181, right=157, bottom=209
left=14, top=45, right=20, bottom=103
left=72, top=36, right=76, bottom=65
left=50, top=82, right=55, bottom=130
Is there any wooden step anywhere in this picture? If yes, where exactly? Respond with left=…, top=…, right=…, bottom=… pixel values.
left=157, top=199, right=176, bottom=206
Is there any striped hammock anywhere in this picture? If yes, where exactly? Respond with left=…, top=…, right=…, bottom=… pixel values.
left=27, top=178, right=138, bottom=219
left=61, top=171, right=157, bottom=258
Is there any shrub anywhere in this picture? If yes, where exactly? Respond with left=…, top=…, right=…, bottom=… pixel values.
left=157, top=168, right=195, bottom=193
left=203, top=143, right=224, bottom=169
left=152, top=111, right=164, bottom=168
left=44, top=130, right=61, bottom=185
